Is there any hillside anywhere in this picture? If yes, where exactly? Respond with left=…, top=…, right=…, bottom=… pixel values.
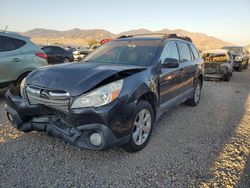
left=22, top=28, right=233, bottom=50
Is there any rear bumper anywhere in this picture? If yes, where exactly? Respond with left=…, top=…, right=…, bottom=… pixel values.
left=5, top=90, right=133, bottom=150
left=205, top=73, right=224, bottom=79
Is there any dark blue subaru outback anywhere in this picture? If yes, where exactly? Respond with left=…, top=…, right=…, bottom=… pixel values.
left=5, top=34, right=204, bottom=152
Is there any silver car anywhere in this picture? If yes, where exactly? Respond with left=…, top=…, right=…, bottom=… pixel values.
left=0, top=31, right=48, bottom=91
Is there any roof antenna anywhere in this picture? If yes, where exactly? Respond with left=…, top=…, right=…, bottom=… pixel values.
left=4, top=25, right=8, bottom=32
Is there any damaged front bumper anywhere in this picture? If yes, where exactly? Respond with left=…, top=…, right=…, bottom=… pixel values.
left=5, top=89, right=133, bottom=150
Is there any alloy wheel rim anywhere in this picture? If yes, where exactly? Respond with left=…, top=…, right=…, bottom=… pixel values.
left=132, top=109, right=152, bottom=146
left=64, top=59, right=69, bottom=62
left=194, top=82, right=201, bottom=103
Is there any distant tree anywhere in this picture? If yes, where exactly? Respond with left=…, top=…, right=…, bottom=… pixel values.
left=88, top=38, right=98, bottom=46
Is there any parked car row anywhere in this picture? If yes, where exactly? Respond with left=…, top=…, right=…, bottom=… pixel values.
left=201, top=46, right=249, bottom=81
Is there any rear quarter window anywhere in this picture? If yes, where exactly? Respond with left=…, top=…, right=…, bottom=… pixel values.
left=0, top=36, right=26, bottom=52
left=190, top=44, right=200, bottom=59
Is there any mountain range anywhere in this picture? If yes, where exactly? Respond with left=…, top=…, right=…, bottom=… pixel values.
left=22, top=28, right=234, bottom=50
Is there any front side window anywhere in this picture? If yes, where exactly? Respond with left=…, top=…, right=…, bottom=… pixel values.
left=84, top=40, right=161, bottom=66
left=177, top=42, right=192, bottom=62
left=160, top=41, right=179, bottom=64
left=0, top=36, right=26, bottom=52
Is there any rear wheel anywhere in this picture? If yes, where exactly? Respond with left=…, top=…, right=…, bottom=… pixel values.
left=122, top=100, right=154, bottom=152
left=186, top=79, right=202, bottom=106
left=243, top=61, right=248, bottom=69
left=238, top=62, right=243, bottom=72
left=224, top=72, right=231, bottom=81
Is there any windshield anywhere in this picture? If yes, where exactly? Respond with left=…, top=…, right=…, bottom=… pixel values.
left=201, top=53, right=227, bottom=62
left=222, top=47, right=242, bottom=54
left=84, top=40, right=161, bottom=66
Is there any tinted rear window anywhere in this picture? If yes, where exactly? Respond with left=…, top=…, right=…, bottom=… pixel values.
left=201, top=53, right=227, bottom=62
left=0, top=36, right=26, bottom=52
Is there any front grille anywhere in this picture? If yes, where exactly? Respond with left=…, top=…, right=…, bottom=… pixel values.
left=26, top=85, right=70, bottom=112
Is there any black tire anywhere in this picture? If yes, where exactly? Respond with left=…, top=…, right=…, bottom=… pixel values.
left=121, top=100, right=154, bottom=152
left=238, top=63, right=243, bottom=72
left=224, top=72, right=231, bottom=81
left=186, top=79, right=202, bottom=106
left=243, top=61, right=248, bottom=69
left=64, top=58, right=70, bottom=63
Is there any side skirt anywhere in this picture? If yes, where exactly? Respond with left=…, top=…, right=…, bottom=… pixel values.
left=156, top=88, right=194, bottom=121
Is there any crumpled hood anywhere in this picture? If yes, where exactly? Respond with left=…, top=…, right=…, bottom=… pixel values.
left=27, top=62, right=146, bottom=96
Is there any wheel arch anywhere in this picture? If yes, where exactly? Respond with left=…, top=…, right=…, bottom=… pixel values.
left=137, top=92, right=157, bottom=120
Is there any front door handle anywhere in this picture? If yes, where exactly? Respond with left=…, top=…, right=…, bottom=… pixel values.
left=12, top=58, right=22, bottom=62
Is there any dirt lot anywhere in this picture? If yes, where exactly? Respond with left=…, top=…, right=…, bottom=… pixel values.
left=0, top=69, right=250, bottom=187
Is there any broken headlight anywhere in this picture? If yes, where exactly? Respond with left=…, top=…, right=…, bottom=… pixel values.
left=71, top=79, right=123, bottom=108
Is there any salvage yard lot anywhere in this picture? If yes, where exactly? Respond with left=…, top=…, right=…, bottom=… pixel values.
left=0, top=70, right=250, bottom=187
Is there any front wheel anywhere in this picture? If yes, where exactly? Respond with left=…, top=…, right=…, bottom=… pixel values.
left=122, top=100, right=154, bottom=152
left=186, top=79, right=202, bottom=106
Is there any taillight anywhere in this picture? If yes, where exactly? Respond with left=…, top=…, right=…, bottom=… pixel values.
left=35, top=52, right=48, bottom=60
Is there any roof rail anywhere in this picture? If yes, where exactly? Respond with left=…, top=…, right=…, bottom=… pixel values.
left=117, top=35, right=133, bottom=39
left=116, top=33, right=192, bottom=42
left=177, top=36, right=192, bottom=42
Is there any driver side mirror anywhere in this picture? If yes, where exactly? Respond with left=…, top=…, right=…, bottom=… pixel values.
left=162, top=58, right=179, bottom=68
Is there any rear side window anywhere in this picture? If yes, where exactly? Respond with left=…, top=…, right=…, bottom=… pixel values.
left=190, top=44, right=199, bottom=59
left=42, top=47, right=52, bottom=54
left=0, top=36, right=26, bottom=52
left=177, top=42, right=192, bottom=62
left=53, top=47, right=66, bottom=53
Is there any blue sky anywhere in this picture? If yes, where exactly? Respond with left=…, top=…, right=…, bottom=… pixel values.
left=1, top=0, right=250, bottom=45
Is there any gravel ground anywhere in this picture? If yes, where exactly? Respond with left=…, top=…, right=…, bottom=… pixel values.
left=0, top=69, right=250, bottom=188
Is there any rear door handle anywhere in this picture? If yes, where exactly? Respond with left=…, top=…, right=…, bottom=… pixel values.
left=12, top=58, right=22, bottom=62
